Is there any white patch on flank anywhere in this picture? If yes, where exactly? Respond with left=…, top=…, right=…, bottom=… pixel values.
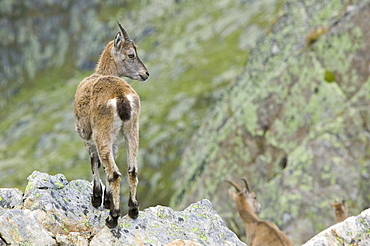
left=107, top=98, right=123, bottom=132
left=107, top=98, right=117, bottom=109
left=126, top=94, right=135, bottom=119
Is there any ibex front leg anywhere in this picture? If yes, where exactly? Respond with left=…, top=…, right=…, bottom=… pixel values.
left=94, top=134, right=122, bottom=228
left=124, top=119, right=139, bottom=219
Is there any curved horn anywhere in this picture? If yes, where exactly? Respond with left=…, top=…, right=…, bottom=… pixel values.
left=242, top=178, right=252, bottom=193
left=117, top=22, right=131, bottom=43
left=225, top=180, right=242, bottom=192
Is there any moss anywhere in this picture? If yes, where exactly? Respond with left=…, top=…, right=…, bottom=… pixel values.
left=324, top=70, right=336, bottom=83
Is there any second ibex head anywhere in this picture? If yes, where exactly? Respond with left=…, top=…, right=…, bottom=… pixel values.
left=226, top=178, right=262, bottom=215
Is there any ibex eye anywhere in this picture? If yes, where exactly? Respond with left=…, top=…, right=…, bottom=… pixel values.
left=128, top=54, right=135, bottom=58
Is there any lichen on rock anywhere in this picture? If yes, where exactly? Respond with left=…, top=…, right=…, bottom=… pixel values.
left=0, top=171, right=245, bottom=245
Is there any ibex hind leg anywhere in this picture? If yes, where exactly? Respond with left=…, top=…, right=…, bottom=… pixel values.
left=104, top=169, right=121, bottom=228
left=124, top=120, right=140, bottom=219
left=85, top=141, right=103, bottom=207
left=94, top=140, right=122, bottom=228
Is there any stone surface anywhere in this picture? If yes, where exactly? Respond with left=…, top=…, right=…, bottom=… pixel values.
left=0, top=188, right=23, bottom=209
left=90, top=199, right=245, bottom=246
left=0, top=171, right=245, bottom=246
left=0, top=209, right=55, bottom=245
left=303, top=208, right=370, bottom=246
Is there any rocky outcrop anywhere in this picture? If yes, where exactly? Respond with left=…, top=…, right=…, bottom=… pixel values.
left=1, top=171, right=370, bottom=245
left=303, top=209, right=370, bottom=246
left=0, top=171, right=245, bottom=246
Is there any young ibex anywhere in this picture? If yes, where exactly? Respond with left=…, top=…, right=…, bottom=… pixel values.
left=226, top=178, right=294, bottom=246
left=330, top=200, right=349, bottom=223
left=74, top=23, right=149, bottom=228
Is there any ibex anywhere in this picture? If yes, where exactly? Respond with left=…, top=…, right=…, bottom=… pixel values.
left=330, top=200, right=349, bottom=223
left=226, top=178, right=294, bottom=246
left=74, top=23, right=149, bottom=228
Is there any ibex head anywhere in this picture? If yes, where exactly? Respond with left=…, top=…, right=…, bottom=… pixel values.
left=113, top=22, right=149, bottom=81
left=330, top=199, right=349, bottom=223
left=226, top=178, right=262, bottom=214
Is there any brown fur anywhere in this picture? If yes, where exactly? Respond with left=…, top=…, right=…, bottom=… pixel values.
left=330, top=200, right=349, bottom=223
left=227, top=179, right=294, bottom=246
left=74, top=23, right=149, bottom=228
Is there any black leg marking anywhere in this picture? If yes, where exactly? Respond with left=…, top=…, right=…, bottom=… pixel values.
left=128, top=196, right=139, bottom=219
left=128, top=167, right=137, bottom=179
left=104, top=187, right=112, bottom=210
left=92, top=181, right=102, bottom=207
left=108, top=171, right=121, bottom=183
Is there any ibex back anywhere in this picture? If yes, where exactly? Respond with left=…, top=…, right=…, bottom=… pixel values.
left=74, top=23, right=149, bottom=228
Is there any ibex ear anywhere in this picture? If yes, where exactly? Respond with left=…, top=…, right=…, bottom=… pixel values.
left=114, top=32, right=122, bottom=49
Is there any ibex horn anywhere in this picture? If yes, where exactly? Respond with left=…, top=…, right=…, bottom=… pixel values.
left=117, top=22, right=131, bottom=43
left=242, top=178, right=251, bottom=193
left=225, top=180, right=242, bottom=192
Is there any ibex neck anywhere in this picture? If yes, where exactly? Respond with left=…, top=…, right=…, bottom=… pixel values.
left=95, top=41, right=118, bottom=76
left=236, top=201, right=260, bottom=225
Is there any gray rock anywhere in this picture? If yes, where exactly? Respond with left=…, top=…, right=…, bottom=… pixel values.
left=90, top=199, right=246, bottom=246
left=23, top=171, right=108, bottom=234
left=55, top=232, right=89, bottom=246
left=303, top=208, right=370, bottom=245
left=0, top=171, right=245, bottom=245
left=0, top=188, right=23, bottom=208
left=0, top=209, right=55, bottom=245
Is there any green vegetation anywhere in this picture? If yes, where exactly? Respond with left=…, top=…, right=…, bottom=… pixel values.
left=0, top=0, right=284, bottom=210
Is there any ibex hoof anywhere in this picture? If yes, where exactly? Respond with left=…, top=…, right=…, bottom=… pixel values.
left=128, top=207, right=139, bottom=219
left=106, top=216, right=119, bottom=228
left=103, top=198, right=111, bottom=210
left=92, top=195, right=102, bottom=208
left=103, top=188, right=112, bottom=209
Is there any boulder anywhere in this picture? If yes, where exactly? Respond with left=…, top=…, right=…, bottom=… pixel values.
left=303, top=208, right=370, bottom=246
left=0, top=188, right=23, bottom=208
left=0, top=171, right=245, bottom=246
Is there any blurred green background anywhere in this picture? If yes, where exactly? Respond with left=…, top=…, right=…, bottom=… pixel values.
left=1, top=0, right=370, bottom=245
left=0, top=0, right=281, bottom=207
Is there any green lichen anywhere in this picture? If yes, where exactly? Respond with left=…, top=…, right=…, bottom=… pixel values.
left=84, top=220, right=92, bottom=228
left=55, top=182, right=64, bottom=189
left=61, top=223, right=69, bottom=233
left=0, top=196, right=2, bottom=202
left=157, top=208, right=166, bottom=219
left=35, top=193, right=40, bottom=198
left=25, top=184, right=34, bottom=192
